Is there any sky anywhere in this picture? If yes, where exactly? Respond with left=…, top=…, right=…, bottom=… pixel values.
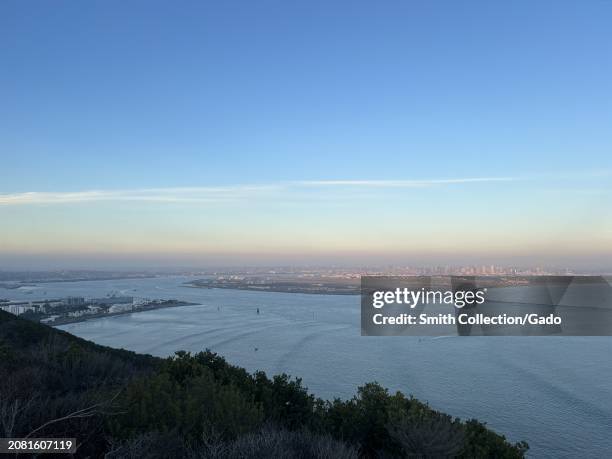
left=0, top=1, right=611, bottom=269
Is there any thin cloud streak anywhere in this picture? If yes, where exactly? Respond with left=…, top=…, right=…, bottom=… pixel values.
left=0, top=177, right=519, bottom=206
left=296, top=177, right=519, bottom=187
left=0, top=185, right=281, bottom=205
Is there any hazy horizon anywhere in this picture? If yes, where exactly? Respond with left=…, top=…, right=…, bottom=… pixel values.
left=1, top=249, right=611, bottom=272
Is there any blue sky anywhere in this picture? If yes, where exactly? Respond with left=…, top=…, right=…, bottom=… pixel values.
left=0, top=1, right=611, bottom=268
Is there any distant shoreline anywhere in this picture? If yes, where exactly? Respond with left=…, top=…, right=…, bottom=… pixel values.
left=33, top=275, right=157, bottom=284
left=50, top=300, right=200, bottom=326
left=184, top=281, right=359, bottom=295
left=0, top=275, right=157, bottom=289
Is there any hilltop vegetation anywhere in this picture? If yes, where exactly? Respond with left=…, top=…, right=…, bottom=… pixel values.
left=0, top=310, right=527, bottom=458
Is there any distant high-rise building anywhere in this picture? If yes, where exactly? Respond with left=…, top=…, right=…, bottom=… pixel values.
left=66, top=296, right=85, bottom=306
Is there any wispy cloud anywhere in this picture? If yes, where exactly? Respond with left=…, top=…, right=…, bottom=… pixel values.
left=0, top=177, right=519, bottom=206
left=0, top=185, right=281, bottom=206
left=296, top=177, right=518, bottom=187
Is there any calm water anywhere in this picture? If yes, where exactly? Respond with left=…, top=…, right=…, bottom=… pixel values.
left=4, top=276, right=612, bottom=458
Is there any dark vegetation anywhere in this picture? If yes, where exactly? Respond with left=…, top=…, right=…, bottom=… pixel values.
left=0, top=310, right=528, bottom=458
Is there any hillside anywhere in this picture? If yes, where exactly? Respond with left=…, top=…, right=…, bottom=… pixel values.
left=0, top=310, right=528, bottom=458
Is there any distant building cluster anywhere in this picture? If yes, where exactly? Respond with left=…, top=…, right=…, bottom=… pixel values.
left=0, top=295, right=158, bottom=323
left=309, top=265, right=576, bottom=277
left=408, top=265, right=573, bottom=276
